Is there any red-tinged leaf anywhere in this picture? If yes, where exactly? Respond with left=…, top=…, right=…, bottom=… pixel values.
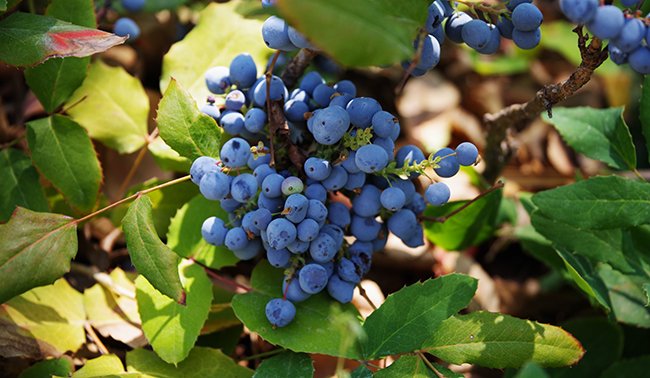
left=0, top=12, right=125, bottom=67
left=0, top=208, right=78, bottom=303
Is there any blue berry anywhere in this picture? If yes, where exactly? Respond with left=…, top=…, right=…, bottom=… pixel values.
left=306, top=199, right=328, bottom=223
left=587, top=6, right=625, bottom=40
left=612, top=18, right=646, bottom=53
left=265, top=298, right=296, bottom=327
left=455, top=142, right=479, bottom=166
left=262, top=16, right=297, bottom=51
left=205, top=66, right=230, bottom=95
left=287, top=26, right=314, bottom=49
left=262, top=173, right=285, bottom=198
left=297, top=218, right=320, bottom=242
left=199, top=171, right=231, bottom=200
left=304, top=157, right=332, bottom=180
left=327, top=202, right=351, bottom=228
left=350, top=215, right=381, bottom=242
left=284, top=99, right=310, bottom=122
left=230, top=173, right=257, bottom=203
left=299, top=264, right=329, bottom=294
left=201, top=216, right=228, bottom=246
left=395, top=145, right=425, bottom=169
left=425, top=182, right=451, bottom=206
left=629, top=47, right=650, bottom=74
left=355, top=144, right=388, bottom=173
left=321, top=166, right=348, bottom=191
left=220, top=111, right=245, bottom=135
left=309, top=232, right=338, bottom=263
left=200, top=103, right=221, bottom=121
left=309, top=105, right=350, bottom=145
left=122, top=0, right=145, bottom=12
left=283, top=277, right=311, bottom=302
left=387, top=209, right=419, bottom=241
left=380, top=187, right=406, bottom=211
left=333, top=80, right=357, bottom=97
left=346, top=97, right=382, bottom=128
left=114, top=18, right=140, bottom=42
left=284, top=194, right=309, bottom=223
left=337, top=258, right=361, bottom=283
left=299, top=71, right=325, bottom=96
left=190, top=156, right=218, bottom=185
left=513, top=28, right=541, bottom=50
left=433, top=147, right=460, bottom=178
left=220, top=138, right=251, bottom=168
left=282, top=176, right=304, bottom=195
left=225, top=227, right=249, bottom=250
left=253, top=164, right=275, bottom=186
left=312, top=84, right=336, bottom=107
left=253, top=75, right=288, bottom=107
left=267, top=247, right=291, bottom=268
left=245, top=108, right=266, bottom=133
left=267, top=218, right=297, bottom=250
left=327, top=274, right=355, bottom=303
left=559, top=0, right=598, bottom=24
left=371, top=111, right=399, bottom=139
left=352, top=185, right=382, bottom=217
left=229, top=53, right=257, bottom=89
left=511, top=3, right=543, bottom=32
left=445, top=12, right=472, bottom=44
left=305, top=183, right=327, bottom=202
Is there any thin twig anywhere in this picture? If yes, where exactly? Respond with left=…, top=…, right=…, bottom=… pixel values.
left=482, top=27, right=609, bottom=183
left=281, top=48, right=317, bottom=89
left=421, top=181, right=505, bottom=223
left=84, top=323, right=109, bottom=355
left=416, top=351, right=444, bottom=378
left=357, top=283, right=377, bottom=311
left=266, top=51, right=282, bottom=167
left=240, top=348, right=284, bottom=361
left=190, top=258, right=253, bottom=293
left=116, top=128, right=159, bottom=198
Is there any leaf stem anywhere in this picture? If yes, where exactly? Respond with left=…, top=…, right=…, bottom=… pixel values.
left=416, top=351, right=444, bottom=378
left=357, top=283, right=378, bottom=311
left=190, top=257, right=253, bottom=293
left=421, top=180, right=504, bottom=223
left=116, top=127, right=159, bottom=198
left=84, top=322, right=110, bottom=355
left=73, top=175, right=191, bottom=226
left=240, top=348, right=285, bottom=361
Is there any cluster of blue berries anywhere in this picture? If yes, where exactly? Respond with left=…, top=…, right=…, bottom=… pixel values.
left=406, top=0, right=543, bottom=76
left=191, top=53, right=479, bottom=327
left=560, top=0, right=650, bottom=74
left=260, top=0, right=317, bottom=52
left=113, top=0, right=144, bottom=42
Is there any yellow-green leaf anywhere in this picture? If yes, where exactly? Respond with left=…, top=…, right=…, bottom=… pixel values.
left=67, top=60, right=149, bottom=154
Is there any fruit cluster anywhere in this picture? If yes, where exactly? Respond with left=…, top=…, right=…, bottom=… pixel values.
left=191, top=53, right=479, bottom=327
left=113, top=0, right=145, bottom=42
left=560, top=0, right=650, bottom=74
left=405, top=0, right=544, bottom=76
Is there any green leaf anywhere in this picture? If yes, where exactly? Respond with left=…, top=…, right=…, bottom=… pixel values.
left=362, top=274, right=477, bottom=359
left=543, top=107, right=636, bottom=171
left=122, top=196, right=185, bottom=304
left=232, top=261, right=363, bottom=359
left=0, top=148, right=49, bottom=222
left=26, top=115, right=102, bottom=212
left=136, top=261, right=213, bottom=364
left=161, top=1, right=270, bottom=103
left=374, top=355, right=435, bottom=378
left=72, top=354, right=126, bottom=378
left=18, top=357, right=72, bottom=378
left=167, top=195, right=239, bottom=270
left=253, top=351, right=313, bottom=378
left=0, top=12, right=124, bottom=66
left=148, top=136, right=192, bottom=172
left=422, top=311, right=585, bottom=368
left=641, top=76, right=650, bottom=165
left=25, top=58, right=89, bottom=113
left=0, top=208, right=77, bottom=303
left=513, top=362, right=550, bottom=378
left=24, top=0, right=96, bottom=113
left=67, top=60, right=149, bottom=154
left=547, top=317, right=622, bottom=378
left=157, top=79, right=223, bottom=161
left=0, top=279, right=86, bottom=353
left=597, top=264, right=650, bottom=328
left=126, top=347, right=253, bottom=377
left=276, top=0, right=428, bottom=67
left=350, top=365, right=373, bottom=378
left=531, top=176, right=650, bottom=230
left=515, top=225, right=568, bottom=276
left=601, top=356, right=650, bottom=378
left=423, top=188, right=502, bottom=250
left=0, top=0, right=6, bottom=11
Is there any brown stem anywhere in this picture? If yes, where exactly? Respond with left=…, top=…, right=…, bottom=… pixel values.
left=116, top=128, right=159, bottom=198
left=84, top=323, right=109, bottom=355
left=281, top=48, right=318, bottom=89
left=421, top=180, right=504, bottom=223
left=482, top=27, right=609, bottom=183
left=269, top=100, right=306, bottom=171
left=357, top=283, right=377, bottom=311
left=190, top=258, right=252, bottom=293
left=416, top=351, right=444, bottom=378
left=396, top=29, right=428, bottom=95
left=266, top=51, right=282, bottom=167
